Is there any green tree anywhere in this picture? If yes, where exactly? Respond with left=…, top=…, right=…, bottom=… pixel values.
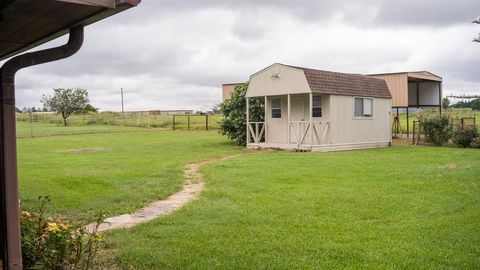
left=84, top=104, right=99, bottom=113
left=471, top=98, right=480, bottom=110
left=41, top=88, right=89, bottom=126
left=442, top=97, right=450, bottom=110
left=219, top=83, right=264, bottom=146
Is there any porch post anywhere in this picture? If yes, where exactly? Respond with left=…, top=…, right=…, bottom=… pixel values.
left=439, top=81, right=442, bottom=115
left=264, top=96, right=267, bottom=143
left=246, top=97, right=250, bottom=144
left=287, top=94, right=291, bottom=144
left=309, top=93, right=313, bottom=146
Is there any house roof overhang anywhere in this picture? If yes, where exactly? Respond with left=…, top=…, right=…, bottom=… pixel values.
left=0, top=0, right=141, bottom=61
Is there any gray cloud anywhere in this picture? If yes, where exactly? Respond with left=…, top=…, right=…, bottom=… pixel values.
left=5, top=0, right=480, bottom=111
left=375, top=0, right=480, bottom=26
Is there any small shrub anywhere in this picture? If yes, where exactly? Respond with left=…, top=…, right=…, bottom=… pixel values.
left=452, top=127, right=478, bottom=147
left=471, top=137, right=480, bottom=148
left=420, top=115, right=452, bottom=146
left=21, top=196, right=104, bottom=270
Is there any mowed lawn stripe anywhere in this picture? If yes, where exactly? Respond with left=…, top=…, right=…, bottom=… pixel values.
left=105, top=146, right=480, bottom=269
left=17, top=131, right=242, bottom=220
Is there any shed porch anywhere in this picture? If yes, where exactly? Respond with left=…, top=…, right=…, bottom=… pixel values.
left=246, top=93, right=332, bottom=152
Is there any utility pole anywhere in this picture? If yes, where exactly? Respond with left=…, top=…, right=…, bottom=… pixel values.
left=121, top=88, right=125, bottom=115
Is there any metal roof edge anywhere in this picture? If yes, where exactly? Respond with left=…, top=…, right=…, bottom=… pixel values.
left=0, top=0, right=140, bottom=61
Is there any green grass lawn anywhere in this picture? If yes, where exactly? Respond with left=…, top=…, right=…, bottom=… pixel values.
left=104, top=146, right=480, bottom=269
left=17, top=130, right=242, bottom=220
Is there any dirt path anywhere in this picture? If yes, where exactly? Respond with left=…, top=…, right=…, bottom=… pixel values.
left=87, top=155, right=238, bottom=233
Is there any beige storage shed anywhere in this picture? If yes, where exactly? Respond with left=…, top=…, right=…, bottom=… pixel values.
left=246, top=63, right=392, bottom=152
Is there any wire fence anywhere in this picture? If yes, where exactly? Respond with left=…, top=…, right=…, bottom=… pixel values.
left=392, top=108, right=480, bottom=134
left=16, top=112, right=222, bottom=138
left=412, top=117, right=477, bottom=145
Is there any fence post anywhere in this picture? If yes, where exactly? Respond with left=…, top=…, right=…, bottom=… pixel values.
left=30, top=113, right=33, bottom=138
left=173, top=115, right=176, bottom=131
left=412, top=121, right=415, bottom=145
left=406, top=107, right=409, bottom=139
left=188, top=115, right=190, bottom=131
left=206, top=115, right=209, bottom=131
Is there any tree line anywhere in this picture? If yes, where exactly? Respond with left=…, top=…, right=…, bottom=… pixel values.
left=450, top=98, right=480, bottom=110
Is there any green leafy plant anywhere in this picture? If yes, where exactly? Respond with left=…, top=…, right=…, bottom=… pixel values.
left=21, top=196, right=104, bottom=270
left=420, top=115, right=452, bottom=146
left=442, top=97, right=450, bottom=110
left=219, top=83, right=264, bottom=145
left=452, top=127, right=478, bottom=147
left=471, top=137, right=480, bottom=148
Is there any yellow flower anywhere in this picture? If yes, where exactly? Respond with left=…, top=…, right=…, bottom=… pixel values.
left=46, top=222, right=60, bottom=233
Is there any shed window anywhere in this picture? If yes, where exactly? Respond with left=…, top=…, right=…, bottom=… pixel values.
left=271, top=98, right=282, bottom=118
left=312, top=96, right=322, bottom=117
left=354, top=97, right=373, bottom=117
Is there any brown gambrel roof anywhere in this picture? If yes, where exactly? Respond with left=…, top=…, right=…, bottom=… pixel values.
left=287, top=65, right=392, bottom=99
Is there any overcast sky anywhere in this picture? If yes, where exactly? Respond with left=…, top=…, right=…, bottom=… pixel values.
left=8, top=0, right=480, bottom=111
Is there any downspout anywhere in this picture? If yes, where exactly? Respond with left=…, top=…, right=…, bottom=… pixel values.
left=0, top=25, right=84, bottom=270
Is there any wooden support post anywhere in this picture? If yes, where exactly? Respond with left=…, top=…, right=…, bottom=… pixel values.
left=205, top=115, right=208, bottom=131
left=173, top=115, right=176, bottom=131
left=0, top=76, right=20, bottom=270
left=246, top=97, right=250, bottom=144
left=264, top=96, right=267, bottom=143
left=439, top=82, right=442, bottom=115
left=309, top=93, right=313, bottom=146
left=287, top=94, right=291, bottom=144
left=406, top=107, right=410, bottom=139
left=187, top=115, right=190, bottom=131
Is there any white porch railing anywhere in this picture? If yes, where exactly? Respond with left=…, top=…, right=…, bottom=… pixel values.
left=248, top=122, right=265, bottom=144
left=289, top=121, right=330, bottom=147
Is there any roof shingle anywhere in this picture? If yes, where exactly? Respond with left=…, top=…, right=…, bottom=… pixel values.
left=287, top=65, right=392, bottom=99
